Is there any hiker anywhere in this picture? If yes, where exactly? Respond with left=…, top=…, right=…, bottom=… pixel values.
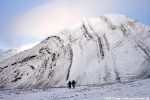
left=72, top=80, right=76, bottom=89
left=67, top=81, right=72, bottom=89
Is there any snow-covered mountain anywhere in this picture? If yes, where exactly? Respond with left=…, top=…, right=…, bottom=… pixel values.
left=0, top=14, right=150, bottom=89
left=0, top=42, right=38, bottom=63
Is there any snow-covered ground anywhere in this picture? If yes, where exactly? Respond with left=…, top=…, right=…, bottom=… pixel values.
left=0, top=78, right=150, bottom=100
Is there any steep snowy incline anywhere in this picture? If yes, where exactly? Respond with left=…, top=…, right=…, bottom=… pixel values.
left=0, top=14, right=150, bottom=89
left=57, top=14, right=150, bottom=85
left=0, top=42, right=38, bottom=63
left=0, top=36, right=73, bottom=89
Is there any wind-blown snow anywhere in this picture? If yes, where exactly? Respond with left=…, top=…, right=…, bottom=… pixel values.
left=0, top=14, right=150, bottom=89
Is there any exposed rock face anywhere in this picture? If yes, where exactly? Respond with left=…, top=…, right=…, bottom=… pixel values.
left=0, top=14, right=150, bottom=89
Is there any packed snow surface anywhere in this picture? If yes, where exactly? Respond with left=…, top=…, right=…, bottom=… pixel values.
left=0, top=78, right=150, bottom=100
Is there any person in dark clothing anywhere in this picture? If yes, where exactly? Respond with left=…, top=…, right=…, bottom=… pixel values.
left=72, top=80, right=76, bottom=89
left=67, top=81, right=72, bottom=89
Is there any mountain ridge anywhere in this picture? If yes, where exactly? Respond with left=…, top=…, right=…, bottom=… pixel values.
left=0, top=42, right=38, bottom=63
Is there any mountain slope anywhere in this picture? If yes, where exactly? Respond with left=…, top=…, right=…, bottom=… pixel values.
left=0, top=14, right=150, bottom=89
left=0, top=42, right=38, bottom=63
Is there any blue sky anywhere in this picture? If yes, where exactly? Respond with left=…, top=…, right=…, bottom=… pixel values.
left=0, top=0, right=150, bottom=51
left=0, top=0, right=52, bottom=50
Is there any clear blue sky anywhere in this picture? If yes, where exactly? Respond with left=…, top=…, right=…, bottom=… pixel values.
left=0, top=0, right=150, bottom=51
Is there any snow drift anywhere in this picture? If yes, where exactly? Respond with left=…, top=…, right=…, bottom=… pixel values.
left=0, top=14, right=150, bottom=89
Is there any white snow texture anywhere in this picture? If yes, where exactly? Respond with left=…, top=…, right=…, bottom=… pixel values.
left=0, top=78, right=150, bottom=100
